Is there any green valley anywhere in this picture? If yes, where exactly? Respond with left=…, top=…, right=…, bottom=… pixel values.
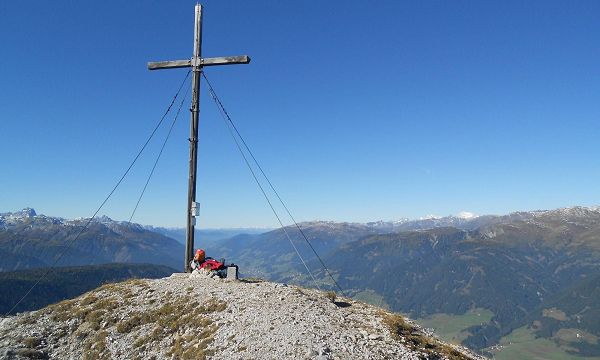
left=417, top=308, right=494, bottom=345
left=488, top=326, right=600, bottom=360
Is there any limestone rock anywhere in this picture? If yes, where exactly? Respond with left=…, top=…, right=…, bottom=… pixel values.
left=0, top=275, right=484, bottom=360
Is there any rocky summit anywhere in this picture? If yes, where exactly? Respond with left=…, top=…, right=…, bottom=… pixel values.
left=0, top=274, right=482, bottom=360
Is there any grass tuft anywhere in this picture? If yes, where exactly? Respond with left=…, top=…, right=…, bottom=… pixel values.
left=15, top=348, right=48, bottom=359
left=325, top=291, right=337, bottom=303
left=22, top=336, right=42, bottom=349
left=82, top=330, right=109, bottom=360
left=80, top=295, right=98, bottom=306
left=116, top=314, right=143, bottom=333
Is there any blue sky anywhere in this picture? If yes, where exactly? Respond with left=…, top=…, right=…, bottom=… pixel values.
left=1, top=1, right=599, bottom=228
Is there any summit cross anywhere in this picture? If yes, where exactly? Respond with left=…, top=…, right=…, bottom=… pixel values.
left=147, top=4, right=250, bottom=272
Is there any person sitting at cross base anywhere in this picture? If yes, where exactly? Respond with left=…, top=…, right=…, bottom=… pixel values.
left=190, top=248, right=227, bottom=277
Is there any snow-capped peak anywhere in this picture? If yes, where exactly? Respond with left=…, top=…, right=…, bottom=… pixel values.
left=456, top=211, right=477, bottom=219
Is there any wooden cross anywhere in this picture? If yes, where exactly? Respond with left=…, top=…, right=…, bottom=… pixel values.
left=147, top=4, right=250, bottom=272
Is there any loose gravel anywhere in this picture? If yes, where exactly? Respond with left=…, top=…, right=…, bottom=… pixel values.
left=0, top=273, right=482, bottom=360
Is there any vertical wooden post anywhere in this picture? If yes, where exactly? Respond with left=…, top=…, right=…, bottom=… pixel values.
left=147, top=4, right=249, bottom=273
left=185, top=4, right=203, bottom=273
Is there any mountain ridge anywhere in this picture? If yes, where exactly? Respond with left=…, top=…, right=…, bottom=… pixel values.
left=0, top=209, right=184, bottom=272
left=4, top=205, right=598, bottom=235
left=0, top=274, right=482, bottom=359
left=2, top=205, right=600, bottom=356
left=202, top=205, right=600, bottom=356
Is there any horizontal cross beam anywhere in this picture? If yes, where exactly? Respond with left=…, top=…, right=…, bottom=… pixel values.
left=148, top=55, right=251, bottom=70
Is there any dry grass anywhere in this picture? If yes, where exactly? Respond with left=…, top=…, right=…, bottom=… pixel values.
left=120, top=288, right=134, bottom=299
left=15, top=348, right=48, bottom=359
left=73, top=307, right=93, bottom=321
left=96, top=297, right=119, bottom=310
left=44, top=288, right=119, bottom=322
left=133, top=327, right=163, bottom=348
left=116, top=314, right=143, bottom=333
left=39, top=292, right=120, bottom=346
left=46, top=299, right=77, bottom=322
left=82, top=330, right=109, bottom=360
left=166, top=329, right=217, bottom=359
left=294, top=287, right=308, bottom=296
left=21, top=336, right=41, bottom=348
left=17, top=314, right=38, bottom=325
left=125, top=296, right=226, bottom=356
left=85, top=310, right=106, bottom=330
left=96, top=282, right=121, bottom=292
left=382, top=313, right=468, bottom=360
left=80, top=295, right=98, bottom=306
left=168, top=335, right=204, bottom=359
left=96, top=278, right=148, bottom=297
left=20, top=279, right=226, bottom=359
left=127, top=278, right=149, bottom=288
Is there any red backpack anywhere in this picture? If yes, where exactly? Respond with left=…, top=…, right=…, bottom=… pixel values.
left=201, top=258, right=225, bottom=271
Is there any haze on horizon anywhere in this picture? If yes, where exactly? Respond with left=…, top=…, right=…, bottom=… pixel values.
left=1, top=1, right=598, bottom=228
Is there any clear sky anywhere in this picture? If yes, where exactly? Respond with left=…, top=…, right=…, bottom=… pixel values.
left=1, top=1, right=599, bottom=228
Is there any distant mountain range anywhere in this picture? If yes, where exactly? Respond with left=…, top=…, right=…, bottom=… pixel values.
left=145, top=225, right=272, bottom=245
left=206, top=206, right=600, bottom=357
left=0, top=208, right=183, bottom=271
left=3, top=205, right=600, bottom=357
left=200, top=211, right=545, bottom=278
